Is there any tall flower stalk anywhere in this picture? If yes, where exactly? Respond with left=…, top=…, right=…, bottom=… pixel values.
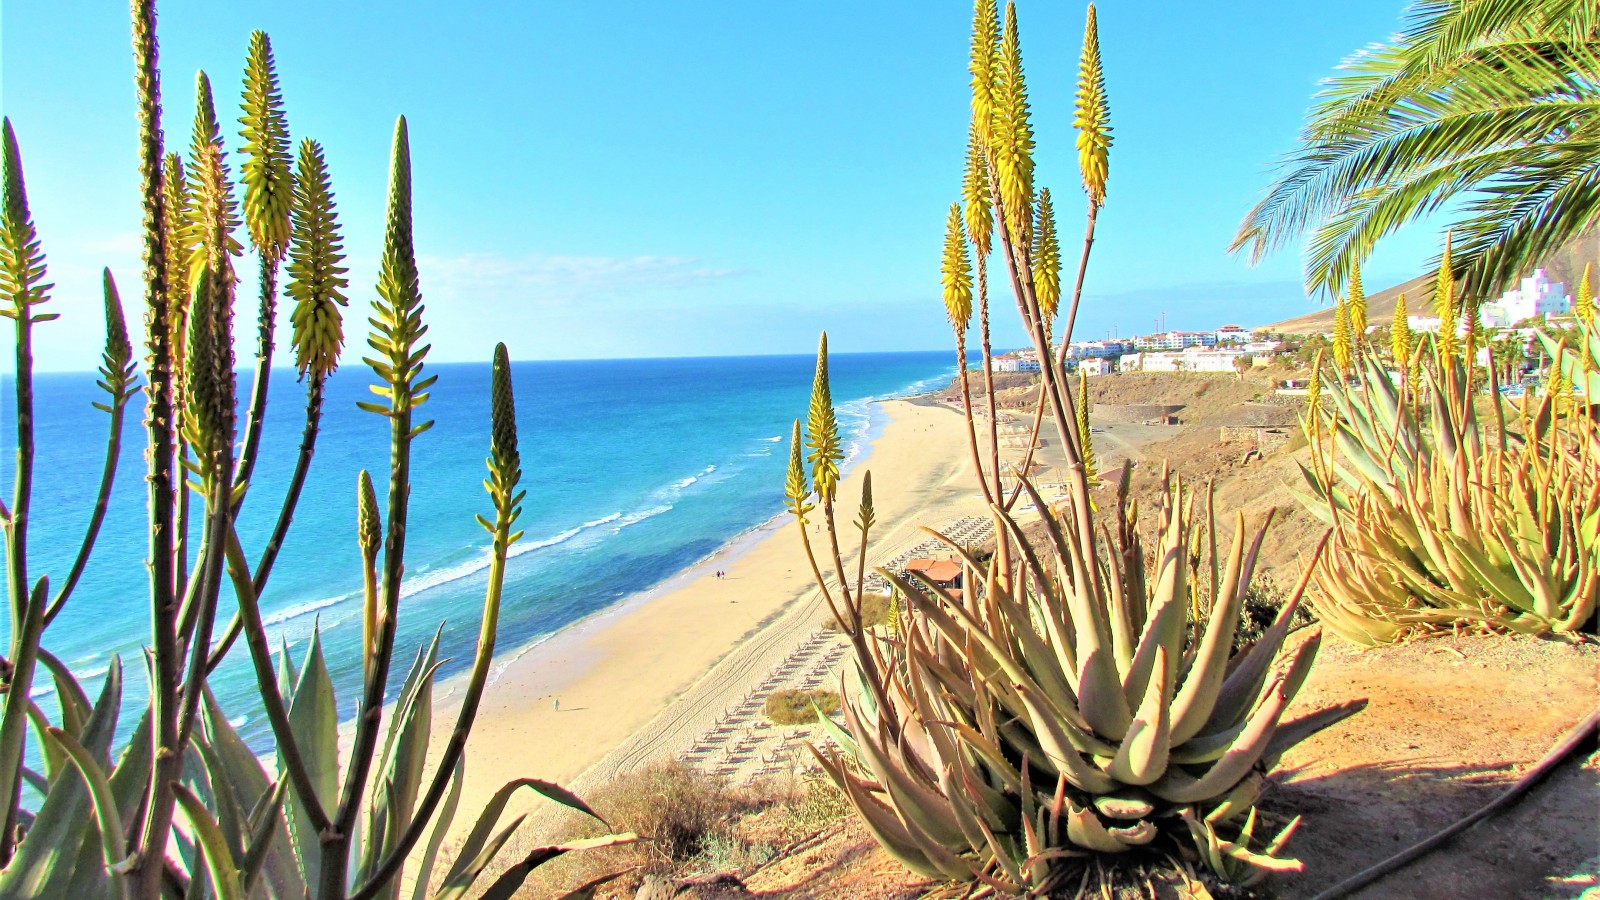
left=942, top=204, right=995, bottom=508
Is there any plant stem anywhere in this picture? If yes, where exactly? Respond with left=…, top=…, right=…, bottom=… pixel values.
left=346, top=510, right=512, bottom=900
left=221, top=528, right=331, bottom=835
left=976, top=255, right=1001, bottom=501
left=233, top=252, right=277, bottom=504
left=178, top=453, right=231, bottom=747
left=204, top=373, right=325, bottom=675
left=129, top=1, right=181, bottom=894
left=954, top=333, right=997, bottom=510
left=0, top=220, right=38, bottom=865
left=993, top=200, right=1100, bottom=597
left=325, top=401, right=413, bottom=895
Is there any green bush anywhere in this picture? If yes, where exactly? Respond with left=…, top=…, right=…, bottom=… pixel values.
left=763, top=689, right=842, bottom=725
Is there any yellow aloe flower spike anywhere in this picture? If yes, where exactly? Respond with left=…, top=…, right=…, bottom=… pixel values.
left=942, top=203, right=974, bottom=333
left=1347, top=258, right=1366, bottom=345
left=1574, top=262, right=1593, bottom=327
left=1332, top=297, right=1352, bottom=373
left=963, top=125, right=993, bottom=260
left=1032, top=188, right=1061, bottom=330
left=1391, top=293, right=1412, bottom=372
left=1074, top=3, right=1112, bottom=207
left=1076, top=370, right=1099, bottom=486
left=969, top=0, right=1000, bottom=147
left=990, top=1, right=1034, bottom=242
left=1435, top=233, right=1459, bottom=359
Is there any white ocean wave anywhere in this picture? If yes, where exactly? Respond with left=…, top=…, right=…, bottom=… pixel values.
left=508, top=512, right=622, bottom=559
left=613, top=504, right=672, bottom=532
left=261, top=593, right=349, bottom=629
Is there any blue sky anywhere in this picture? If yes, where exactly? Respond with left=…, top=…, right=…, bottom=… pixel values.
left=4, top=0, right=1440, bottom=372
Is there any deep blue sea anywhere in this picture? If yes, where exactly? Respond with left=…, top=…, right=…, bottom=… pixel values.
left=1, top=352, right=953, bottom=748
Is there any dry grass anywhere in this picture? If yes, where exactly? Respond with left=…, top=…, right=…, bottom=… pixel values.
left=763, top=688, right=841, bottom=725
left=822, top=591, right=892, bottom=631
left=502, top=760, right=762, bottom=895
left=498, top=761, right=861, bottom=897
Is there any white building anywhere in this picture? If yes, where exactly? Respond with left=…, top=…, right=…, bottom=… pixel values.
left=1125, top=346, right=1247, bottom=373
left=1214, top=325, right=1251, bottom=344
left=1139, top=330, right=1217, bottom=351
left=991, top=353, right=1042, bottom=373
left=1067, top=340, right=1134, bottom=359
left=1079, top=357, right=1115, bottom=376
left=1479, top=269, right=1570, bottom=328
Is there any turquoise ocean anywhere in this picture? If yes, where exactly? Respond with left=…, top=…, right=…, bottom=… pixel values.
left=3, top=352, right=955, bottom=748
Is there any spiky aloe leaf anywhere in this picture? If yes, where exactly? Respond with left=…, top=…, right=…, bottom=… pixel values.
left=174, top=783, right=245, bottom=900
left=1073, top=4, right=1111, bottom=207
left=435, top=778, right=618, bottom=899
left=357, top=637, right=441, bottom=900
left=1032, top=188, right=1061, bottom=327
left=281, top=630, right=338, bottom=887
left=239, top=31, right=292, bottom=260
left=0, top=119, right=52, bottom=320
left=286, top=138, right=348, bottom=378
left=44, top=727, right=128, bottom=890
left=989, top=2, right=1034, bottom=240
left=805, top=333, right=843, bottom=503
left=941, top=203, right=973, bottom=333
left=0, top=658, right=124, bottom=898
left=199, top=690, right=303, bottom=898
left=784, top=419, right=814, bottom=523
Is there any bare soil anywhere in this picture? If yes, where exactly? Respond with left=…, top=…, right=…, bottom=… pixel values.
left=700, top=635, right=1600, bottom=900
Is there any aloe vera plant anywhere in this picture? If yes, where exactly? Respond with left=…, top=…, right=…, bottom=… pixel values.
left=785, top=3, right=1353, bottom=894
left=0, top=3, right=630, bottom=896
left=1297, top=317, right=1599, bottom=645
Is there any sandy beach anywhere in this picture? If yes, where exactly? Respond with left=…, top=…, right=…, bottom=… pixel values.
left=419, top=395, right=1008, bottom=830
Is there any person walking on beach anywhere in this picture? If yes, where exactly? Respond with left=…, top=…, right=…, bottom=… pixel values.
left=553, top=697, right=560, bottom=712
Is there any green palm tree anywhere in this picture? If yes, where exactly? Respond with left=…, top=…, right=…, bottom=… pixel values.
left=1232, top=0, right=1600, bottom=302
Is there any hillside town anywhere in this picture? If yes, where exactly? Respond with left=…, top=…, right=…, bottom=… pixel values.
left=990, top=267, right=1588, bottom=385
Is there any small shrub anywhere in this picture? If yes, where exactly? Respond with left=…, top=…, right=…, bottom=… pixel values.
left=1238, top=578, right=1317, bottom=649
left=696, top=830, right=777, bottom=873
left=764, top=688, right=841, bottom=725
left=514, top=760, right=777, bottom=894
left=781, top=773, right=852, bottom=837
left=823, top=591, right=891, bottom=630
left=606, top=760, right=747, bottom=864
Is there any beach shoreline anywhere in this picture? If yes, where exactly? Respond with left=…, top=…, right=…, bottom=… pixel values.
left=422, top=392, right=999, bottom=828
